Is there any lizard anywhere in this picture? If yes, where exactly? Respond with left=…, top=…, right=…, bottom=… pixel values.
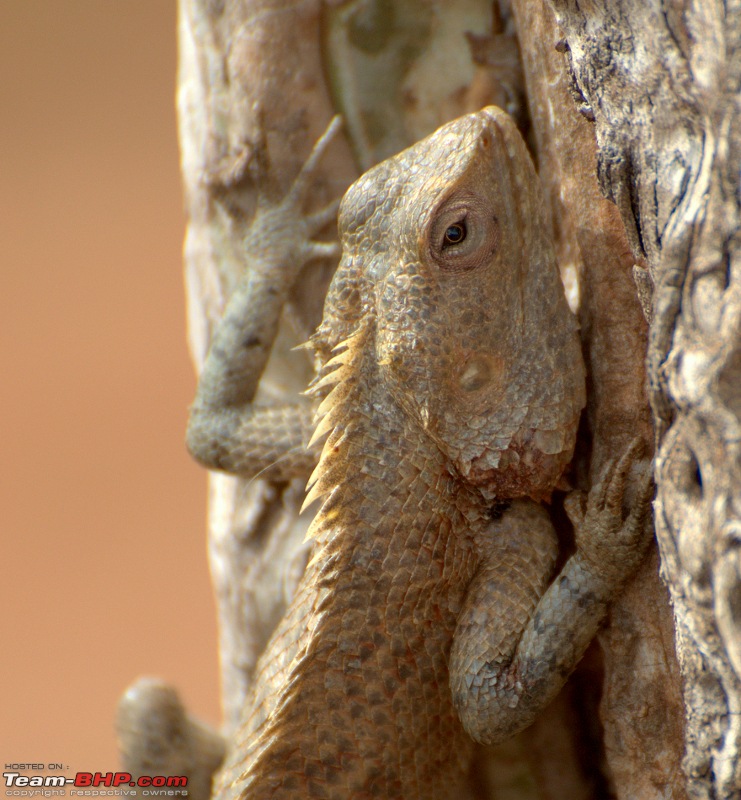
left=121, top=107, right=653, bottom=799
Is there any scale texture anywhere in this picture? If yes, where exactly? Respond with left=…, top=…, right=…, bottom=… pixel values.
left=196, top=108, right=651, bottom=799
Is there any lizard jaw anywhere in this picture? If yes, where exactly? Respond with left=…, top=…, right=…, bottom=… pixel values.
left=460, top=420, right=580, bottom=502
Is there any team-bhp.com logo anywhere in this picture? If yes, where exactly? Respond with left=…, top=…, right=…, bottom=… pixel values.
left=4, top=772, right=188, bottom=797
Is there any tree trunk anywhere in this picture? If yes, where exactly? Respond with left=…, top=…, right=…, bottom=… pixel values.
left=176, top=1, right=741, bottom=797
left=177, top=0, right=357, bottom=732
left=542, top=1, right=741, bottom=797
left=509, top=2, right=688, bottom=797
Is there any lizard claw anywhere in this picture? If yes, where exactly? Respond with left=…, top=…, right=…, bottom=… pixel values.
left=244, top=116, right=344, bottom=281
left=563, top=488, right=587, bottom=529
left=305, top=240, right=341, bottom=261
left=287, top=115, right=343, bottom=207
left=305, top=196, right=342, bottom=234
left=570, top=437, right=654, bottom=586
left=623, top=453, right=656, bottom=544
left=603, top=436, right=646, bottom=519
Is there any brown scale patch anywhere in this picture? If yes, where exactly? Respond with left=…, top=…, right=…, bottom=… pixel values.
left=466, top=435, right=574, bottom=502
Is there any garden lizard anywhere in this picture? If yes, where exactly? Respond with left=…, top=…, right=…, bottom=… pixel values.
left=120, top=107, right=652, bottom=799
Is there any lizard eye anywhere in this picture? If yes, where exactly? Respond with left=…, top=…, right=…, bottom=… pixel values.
left=443, top=222, right=467, bottom=247
left=428, top=194, right=498, bottom=273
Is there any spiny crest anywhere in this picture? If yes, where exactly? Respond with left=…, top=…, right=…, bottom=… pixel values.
left=301, top=320, right=371, bottom=544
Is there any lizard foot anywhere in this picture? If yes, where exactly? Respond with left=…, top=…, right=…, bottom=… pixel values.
left=116, top=678, right=224, bottom=800
left=246, top=116, right=343, bottom=277
left=564, top=437, right=655, bottom=588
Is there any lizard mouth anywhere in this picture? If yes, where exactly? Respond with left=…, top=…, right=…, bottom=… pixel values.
left=463, top=444, right=559, bottom=502
left=460, top=423, right=578, bottom=502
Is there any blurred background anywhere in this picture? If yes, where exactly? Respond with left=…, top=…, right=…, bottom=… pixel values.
left=1, top=1, right=220, bottom=769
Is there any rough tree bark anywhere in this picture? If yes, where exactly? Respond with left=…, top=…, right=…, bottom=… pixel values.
left=509, top=2, right=688, bottom=798
left=177, top=0, right=357, bottom=733
left=543, top=1, right=741, bottom=798
left=175, top=0, right=740, bottom=797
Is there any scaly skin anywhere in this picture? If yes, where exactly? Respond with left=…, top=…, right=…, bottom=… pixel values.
left=119, top=108, right=652, bottom=799
left=205, top=108, right=651, bottom=799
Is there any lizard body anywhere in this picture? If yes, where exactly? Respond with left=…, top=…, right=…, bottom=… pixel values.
left=199, top=108, right=650, bottom=798
left=120, top=108, right=651, bottom=799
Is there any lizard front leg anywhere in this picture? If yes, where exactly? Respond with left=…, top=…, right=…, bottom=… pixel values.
left=186, top=116, right=342, bottom=481
left=117, top=119, right=343, bottom=797
left=451, top=441, right=654, bottom=745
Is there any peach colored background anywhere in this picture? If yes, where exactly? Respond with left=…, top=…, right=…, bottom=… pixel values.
left=1, top=1, right=220, bottom=770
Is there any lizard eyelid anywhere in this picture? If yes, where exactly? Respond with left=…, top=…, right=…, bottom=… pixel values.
left=428, top=194, right=498, bottom=273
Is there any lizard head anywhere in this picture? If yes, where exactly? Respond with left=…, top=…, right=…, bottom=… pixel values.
left=314, top=107, right=585, bottom=502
